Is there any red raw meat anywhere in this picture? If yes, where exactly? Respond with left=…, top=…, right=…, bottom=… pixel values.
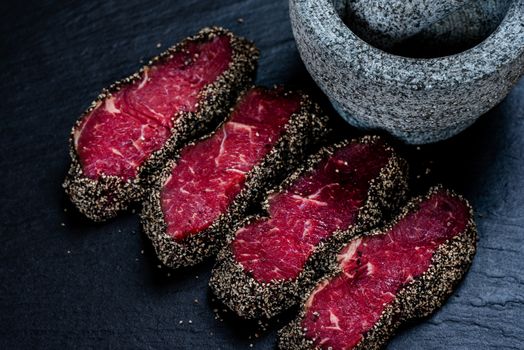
left=161, top=87, right=301, bottom=241
left=209, top=136, right=408, bottom=319
left=141, top=86, right=330, bottom=268
left=75, top=35, right=232, bottom=181
left=63, top=27, right=259, bottom=221
left=234, top=138, right=392, bottom=282
left=279, top=188, right=477, bottom=350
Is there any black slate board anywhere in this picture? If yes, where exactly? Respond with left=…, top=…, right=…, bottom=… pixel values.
left=1, top=1, right=523, bottom=349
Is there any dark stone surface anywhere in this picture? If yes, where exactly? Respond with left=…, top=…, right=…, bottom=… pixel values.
left=1, top=0, right=523, bottom=349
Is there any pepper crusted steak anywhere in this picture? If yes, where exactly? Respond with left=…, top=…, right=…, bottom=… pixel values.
left=64, top=27, right=259, bottom=221
left=278, top=186, right=477, bottom=350
left=141, top=86, right=330, bottom=269
left=210, top=136, right=408, bottom=319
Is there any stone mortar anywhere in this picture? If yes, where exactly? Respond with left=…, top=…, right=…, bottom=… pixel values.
left=289, top=0, right=524, bottom=144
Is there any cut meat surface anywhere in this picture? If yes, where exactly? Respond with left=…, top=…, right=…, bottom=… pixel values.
left=65, top=27, right=259, bottom=222
left=278, top=188, right=477, bottom=349
left=74, top=35, right=233, bottom=180
left=210, top=136, right=408, bottom=319
left=142, top=86, right=331, bottom=269
left=301, top=190, right=471, bottom=350
left=233, top=140, right=392, bottom=282
left=160, top=88, right=301, bottom=241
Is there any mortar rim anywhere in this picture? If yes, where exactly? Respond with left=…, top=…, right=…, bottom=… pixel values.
left=291, top=0, right=524, bottom=89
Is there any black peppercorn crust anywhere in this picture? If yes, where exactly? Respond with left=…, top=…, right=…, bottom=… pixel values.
left=140, top=87, right=330, bottom=269
left=278, top=186, right=478, bottom=350
left=63, top=27, right=259, bottom=222
left=209, top=136, right=409, bottom=319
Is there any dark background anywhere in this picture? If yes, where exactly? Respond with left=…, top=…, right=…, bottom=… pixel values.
left=1, top=0, right=523, bottom=349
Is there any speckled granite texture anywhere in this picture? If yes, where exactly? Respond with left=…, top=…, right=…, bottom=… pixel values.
left=338, top=0, right=471, bottom=49
left=399, top=0, right=513, bottom=56
left=290, top=0, right=524, bottom=144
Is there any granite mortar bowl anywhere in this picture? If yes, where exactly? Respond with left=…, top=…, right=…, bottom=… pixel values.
left=289, top=0, right=524, bottom=144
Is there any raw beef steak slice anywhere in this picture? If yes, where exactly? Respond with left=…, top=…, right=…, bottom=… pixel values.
left=210, top=136, right=408, bottom=319
left=63, top=27, right=259, bottom=221
left=279, top=187, right=477, bottom=350
left=141, top=86, right=330, bottom=269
